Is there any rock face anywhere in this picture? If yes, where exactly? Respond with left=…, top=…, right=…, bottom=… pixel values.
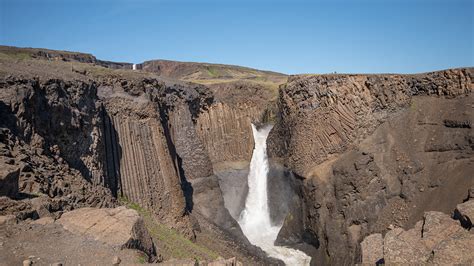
left=269, top=68, right=474, bottom=264
left=195, top=102, right=264, bottom=165
left=360, top=233, right=383, bottom=264
left=0, top=163, right=20, bottom=197
left=269, top=69, right=472, bottom=176
left=454, top=199, right=474, bottom=229
left=0, top=58, right=273, bottom=258
left=100, top=84, right=194, bottom=235
left=361, top=202, right=474, bottom=265
left=58, top=206, right=156, bottom=259
left=0, top=78, right=117, bottom=215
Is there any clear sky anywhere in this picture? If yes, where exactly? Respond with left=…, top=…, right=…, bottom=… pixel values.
left=0, top=0, right=472, bottom=74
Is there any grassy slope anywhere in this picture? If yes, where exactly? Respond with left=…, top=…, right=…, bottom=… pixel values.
left=141, top=59, right=288, bottom=97
left=120, top=197, right=219, bottom=263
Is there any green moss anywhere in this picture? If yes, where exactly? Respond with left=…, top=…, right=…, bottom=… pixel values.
left=119, top=197, right=219, bottom=261
left=0, top=51, right=31, bottom=60
left=137, top=254, right=147, bottom=264
left=284, top=213, right=294, bottom=226
left=206, top=66, right=219, bottom=77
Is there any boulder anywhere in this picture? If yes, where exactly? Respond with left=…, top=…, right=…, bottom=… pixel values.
left=360, top=233, right=383, bottom=264
left=30, top=196, right=52, bottom=218
left=0, top=163, right=20, bottom=197
left=432, top=230, right=474, bottom=264
left=383, top=226, right=431, bottom=264
left=454, top=200, right=474, bottom=229
left=421, top=211, right=463, bottom=250
left=361, top=205, right=474, bottom=265
left=57, top=206, right=156, bottom=259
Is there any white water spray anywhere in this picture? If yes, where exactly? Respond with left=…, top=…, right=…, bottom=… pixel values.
left=238, top=124, right=311, bottom=266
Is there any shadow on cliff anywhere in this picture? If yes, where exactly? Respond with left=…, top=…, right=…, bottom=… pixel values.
left=101, top=107, right=122, bottom=197
left=177, top=154, right=194, bottom=212
left=0, top=101, right=18, bottom=133
left=158, top=104, right=194, bottom=213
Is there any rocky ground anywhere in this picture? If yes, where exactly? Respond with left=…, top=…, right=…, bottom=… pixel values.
left=361, top=196, right=474, bottom=264
left=0, top=207, right=152, bottom=265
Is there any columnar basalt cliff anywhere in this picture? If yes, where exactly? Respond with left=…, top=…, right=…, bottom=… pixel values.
left=195, top=103, right=264, bottom=165
left=100, top=90, right=193, bottom=235
left=0, top=78, right=117, bottom=220
left=1, top=46, right=473, bottom=265
left=269, top=68, right=474, bottom=264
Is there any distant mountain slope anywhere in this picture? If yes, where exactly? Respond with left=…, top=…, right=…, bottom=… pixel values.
left=138, top=60, right=287, bottom=87
left=0, top=45, right=287, bottom=88
left=0, top=45, right=287, bottom=103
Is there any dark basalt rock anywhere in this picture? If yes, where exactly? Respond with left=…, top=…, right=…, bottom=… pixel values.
left=268, top=68, right=473, bottom=265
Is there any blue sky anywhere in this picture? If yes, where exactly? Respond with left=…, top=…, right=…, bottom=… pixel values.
left=0, top=0, right=472, bottom=74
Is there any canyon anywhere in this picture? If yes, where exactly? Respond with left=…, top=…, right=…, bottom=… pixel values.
left=0, top=45, right=473, bottom=265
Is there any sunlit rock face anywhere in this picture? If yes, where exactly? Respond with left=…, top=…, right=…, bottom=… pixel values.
left=268, top=68, right=473, bottom=264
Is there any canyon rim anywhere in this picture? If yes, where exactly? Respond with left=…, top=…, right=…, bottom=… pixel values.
left=0, top=46, right=472, bottom=265
left=0, top=2, right=473, bottom=264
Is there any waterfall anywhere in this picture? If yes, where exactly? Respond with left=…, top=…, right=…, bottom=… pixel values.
left=238, top=124, right=311, bottom=266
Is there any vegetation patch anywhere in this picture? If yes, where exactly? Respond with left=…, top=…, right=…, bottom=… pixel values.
left=119, top=197, right=219, bottom=262
left=206, top=66, right=220, bottom=77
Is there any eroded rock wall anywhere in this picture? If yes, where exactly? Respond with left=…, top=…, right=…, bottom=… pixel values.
left=195, top=102, right=264, bottom=166
left=269, top=68, right=474, bottom=264
left=167, top=100, right=253, bottom=237
left=98, top=79, right=201, bottom=237
left=269, top=69, right=472, bottom=177
left=0, top=78, right=117, bottom=219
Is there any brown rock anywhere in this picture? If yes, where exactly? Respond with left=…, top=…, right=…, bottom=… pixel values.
left=431, top=230, right=474, bottom=265
left=30, top=197, right=52, bottom=218
left=112, top=256, right=121, bottom=265
left=57, top=206, right=156, bottom=260
left=0, top=163, right=20, bottom=197
left=384, top=225, right=431, bottom=264
left=360, top=233, right=383, bottom=264
left=421, top=211, right=463, bottom=250
left=454, top=200, right=474, bottom=229
left=362, top=209, right=474, bottom=265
